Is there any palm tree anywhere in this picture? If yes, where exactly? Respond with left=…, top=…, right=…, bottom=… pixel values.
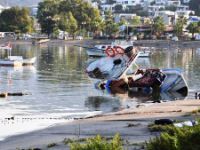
left=187, top=22, right=199, bottom=39
left=174, top=16, right=187, bottom=37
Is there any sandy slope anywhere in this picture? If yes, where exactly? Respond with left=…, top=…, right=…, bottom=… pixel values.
left=0, top=99, right=199, bottom=150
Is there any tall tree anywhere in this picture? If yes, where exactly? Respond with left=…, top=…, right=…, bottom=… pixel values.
left=37, top=0, right=102, bottom=38
left=66, top=12, right=78, bottom=39
left=174, top=16, right=187, bottom=37
left=152, top=16, right=165, bottom=37
left=37, top=0, right=60, bottom=37
left=187, top=22, right=200, bottom=38
left=0, top=7, right=33, bottom=33
left=103, top=11, right=119, bottom=37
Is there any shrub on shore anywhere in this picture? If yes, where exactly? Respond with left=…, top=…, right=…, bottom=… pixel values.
left=146, top=122, right=200, bottom=150
left=69, top=134, right=123, bottom=150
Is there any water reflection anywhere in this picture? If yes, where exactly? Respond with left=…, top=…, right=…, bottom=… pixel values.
left=85, top=96, right=121, bottom=112
left=94, top=88, right=187, bottom=103
left=0, top=43, right=199, bottom=118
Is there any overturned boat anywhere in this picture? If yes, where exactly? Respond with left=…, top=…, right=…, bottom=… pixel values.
left=86, top=46, right=188, bottom=96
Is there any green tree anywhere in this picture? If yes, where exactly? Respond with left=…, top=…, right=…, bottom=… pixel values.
left=37, top=0, right=60, bottom=38
left=153, top=16, right=165, bottom=37
left=174, top=16, right=187, bottom=37
left=37, top=0, right=102, bottom=38
left=66, top=12, right=78, bottom=39
left=0, top=7, right=33, bottom=33
left=189, top=0, right=200, bottom=16
left=103, top=11, right=119, bottom=37
left=131, top=16, right=141, bottom=26
left=187, top=22, right=200, bottom=38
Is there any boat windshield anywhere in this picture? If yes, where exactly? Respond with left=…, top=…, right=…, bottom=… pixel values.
left=126, top=63, right=138, bottom=75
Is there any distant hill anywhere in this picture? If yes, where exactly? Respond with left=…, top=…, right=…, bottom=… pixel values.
left=0, top=0, right=42, bottom=7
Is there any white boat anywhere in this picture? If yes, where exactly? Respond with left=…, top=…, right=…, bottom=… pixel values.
left=87, top=40, right=133, bottom=57
left=0, top=43, right=36, bottom=67
left=86, top=46, right=138, bottom=80
left=86, top=41, right=151, bottom=57
left=22, top=57, right=36, bottom=66
left=86, top=46, right=188, bottom=95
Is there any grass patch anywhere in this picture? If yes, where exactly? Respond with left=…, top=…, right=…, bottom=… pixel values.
left=146, top=121, right=200, bottom=150
left=148, top=124, right=175, bottom=133
left=69, top=134, right=123, bottom=150
left=191, top=108, right=200, bottom=114
left=47, top=143, right=57, bottom=148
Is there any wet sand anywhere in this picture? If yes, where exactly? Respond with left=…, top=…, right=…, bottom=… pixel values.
left=0, top=99, right=199, bottom=150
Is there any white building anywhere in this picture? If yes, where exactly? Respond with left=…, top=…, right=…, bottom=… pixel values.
left=154, top=0, right=181, bottom=6
left=175, top=10, right=194, bottom=20
left=182, top=0, right=191, bottom=4
left=176, top=5, right=189, bottom=11
left=148, top=5, right=166, bottom=16
left=114, top=13, right=137, bottom=23
left=167, top=0, right=181, bottom=6
left=101, top=4, right=115, bottom=11
left=155, top=0, right=167, bottom=5
left=154, top=11, right=175, bottom=25
left=115, top=0, right=141, bottom=5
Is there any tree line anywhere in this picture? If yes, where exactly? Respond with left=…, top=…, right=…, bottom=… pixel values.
left=0, top=0, right=199, bottom=39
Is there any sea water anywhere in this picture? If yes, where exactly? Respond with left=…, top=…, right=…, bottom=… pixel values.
left=0, top=43, right=199, bottom=140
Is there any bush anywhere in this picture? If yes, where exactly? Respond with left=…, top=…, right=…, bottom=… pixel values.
left=146, top=123, right=200, bottom=150
left=69, top=134, right=123, bottom=150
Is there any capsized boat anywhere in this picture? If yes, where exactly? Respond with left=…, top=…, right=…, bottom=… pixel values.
left=86, top=46, right=188, bottom=95
left=86, top=46, right=138, bottom=80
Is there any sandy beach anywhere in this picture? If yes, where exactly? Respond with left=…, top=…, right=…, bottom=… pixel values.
left=0, top=99, right=199, bottom=150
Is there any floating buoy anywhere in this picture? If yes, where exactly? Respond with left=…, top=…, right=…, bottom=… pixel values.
left=0, top=92, right=30, bottom=98
left=0, top=93, right=8, bottom=98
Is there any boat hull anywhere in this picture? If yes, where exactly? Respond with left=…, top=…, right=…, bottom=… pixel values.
left=22, top=57, right=36, bottom=66
left=0, top=60, right=22, bottom=67
left=0, top=57, right=36, bottom=67
left=160, top=68, right=188, bottom=95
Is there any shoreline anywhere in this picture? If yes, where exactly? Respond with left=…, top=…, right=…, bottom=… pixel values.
left=0, top=99, right=199, bottom=150
left=1, top=39, right=200, bottom=48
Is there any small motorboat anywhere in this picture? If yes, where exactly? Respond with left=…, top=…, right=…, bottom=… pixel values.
left=94, top=68, right=188, bottom=96
left=86, top=40, right=133, bottom=57
left=87, top=45, right=151, bottom=58
left=0, top=43, right=36, bottom=67
left=22, top=57, right=36, bottom=66
left=86, top=46, right=138, bottom=80
left=86, top=46, right=188, bottom=96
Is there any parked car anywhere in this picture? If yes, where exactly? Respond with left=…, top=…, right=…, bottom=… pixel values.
left=172, top=36, right=178, bottom=41
left=76, top=36, right=83, bottom=40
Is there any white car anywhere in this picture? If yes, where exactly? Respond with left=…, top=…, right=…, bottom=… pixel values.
left=76, top=36, right=83, bottom=40
left=172, top=36, right=178, bottom=41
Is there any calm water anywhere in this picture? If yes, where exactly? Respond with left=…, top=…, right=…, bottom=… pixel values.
left=0, top=42, right=199, bottom=140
